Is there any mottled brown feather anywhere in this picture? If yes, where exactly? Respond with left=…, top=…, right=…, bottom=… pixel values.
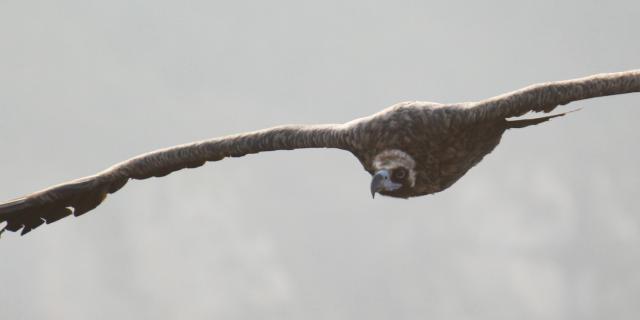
left=0, top=125, right=349, bottom=235
left=467, top=70, right=640, bottom=119
left=1, top=70, right=638, bottom=236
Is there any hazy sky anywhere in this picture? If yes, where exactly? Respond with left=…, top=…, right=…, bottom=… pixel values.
left=1, top=1, right=639, bottom=319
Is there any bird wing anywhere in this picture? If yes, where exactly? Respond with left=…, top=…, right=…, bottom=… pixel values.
left=0, top=124, right=349, bottom=236
left=467, top=69, right=640, bottom=120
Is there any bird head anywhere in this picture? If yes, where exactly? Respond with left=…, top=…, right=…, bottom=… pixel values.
left=369, top=149, right=417, bottom=198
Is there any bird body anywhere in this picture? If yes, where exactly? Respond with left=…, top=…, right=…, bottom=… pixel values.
left=348, top=101, right=565, bottom=197
left=1, top=70, right=639, bottom=236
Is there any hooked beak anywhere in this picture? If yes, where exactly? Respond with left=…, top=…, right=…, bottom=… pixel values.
left=370, top=170, right=389, bottom=198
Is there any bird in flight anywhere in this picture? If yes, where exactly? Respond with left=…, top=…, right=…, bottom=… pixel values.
left=1, top=70, right=639, bottom=236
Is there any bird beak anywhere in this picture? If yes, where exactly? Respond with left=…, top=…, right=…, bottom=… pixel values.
left=370, top=170, right=388, bottom=198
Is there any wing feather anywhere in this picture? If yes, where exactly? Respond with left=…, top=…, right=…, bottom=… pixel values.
left=468, top=70, right=640, bottom=120
left=0, top=124, right=348, bottom=236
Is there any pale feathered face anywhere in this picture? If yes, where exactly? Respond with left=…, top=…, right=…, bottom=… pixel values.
left=369, top=150, right=417, bottom=198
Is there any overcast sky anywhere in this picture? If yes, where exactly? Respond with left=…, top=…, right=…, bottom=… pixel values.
left=1, top=1, right=639, bottom=319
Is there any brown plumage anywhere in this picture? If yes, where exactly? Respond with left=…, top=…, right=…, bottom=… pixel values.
left=1, top=70, right=639, bottom=236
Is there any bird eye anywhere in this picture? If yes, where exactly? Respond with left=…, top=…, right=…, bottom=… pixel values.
left=393, top=168, right=407, bottom=180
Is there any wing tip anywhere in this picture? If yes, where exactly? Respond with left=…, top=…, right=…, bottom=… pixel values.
left=0, top=176, right=127, bottom=237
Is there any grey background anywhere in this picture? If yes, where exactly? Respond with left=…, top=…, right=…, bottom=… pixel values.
left=1, top=0, right=639, bottom=319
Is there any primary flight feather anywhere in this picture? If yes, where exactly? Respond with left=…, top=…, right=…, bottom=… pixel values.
left=1, top=70, right=639, bottom=236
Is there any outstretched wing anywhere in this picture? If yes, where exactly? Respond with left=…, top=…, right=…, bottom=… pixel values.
left=468, top=70, right=640, bottom=120
left=0, top=124, right=349, bottom=236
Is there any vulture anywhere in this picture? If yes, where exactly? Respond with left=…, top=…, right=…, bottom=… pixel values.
left=1, top=70, right=639, bottom=236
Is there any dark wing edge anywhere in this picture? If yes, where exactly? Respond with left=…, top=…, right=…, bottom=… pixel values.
left=0, top=124, right=349, bottom=236
left=468, top=69, right=640, bottom=120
